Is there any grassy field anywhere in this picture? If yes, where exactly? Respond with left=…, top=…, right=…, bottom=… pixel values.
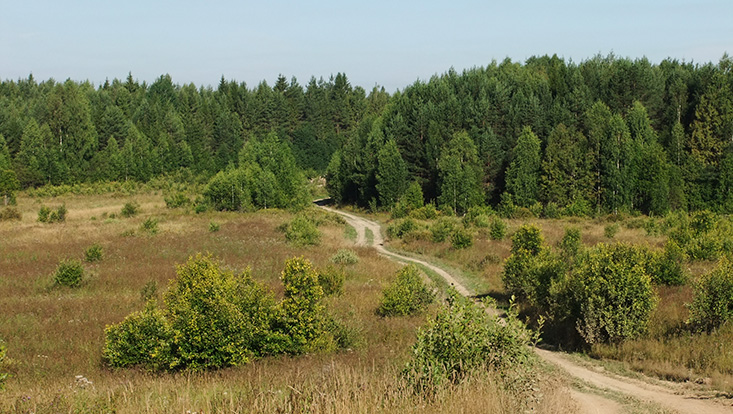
left=0, top=192, right=573, bottom=413
left=382, top=212, right=733, bottom=394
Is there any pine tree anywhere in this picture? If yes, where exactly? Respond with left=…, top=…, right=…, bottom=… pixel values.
left=376, top=140, right=408, bottom=208
left=437, top=131, right=482, bottom=214
left=506, top=126, right=541, bottom=208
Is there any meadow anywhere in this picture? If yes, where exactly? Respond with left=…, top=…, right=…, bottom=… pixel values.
left=0, top=191, right=573, bottom=413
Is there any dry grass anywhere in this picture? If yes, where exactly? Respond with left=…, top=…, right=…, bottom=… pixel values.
left=0, top=193, right=574, bottom=413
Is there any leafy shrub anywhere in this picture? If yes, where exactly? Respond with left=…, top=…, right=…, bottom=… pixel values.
left=103, top=301, right=174, bottom=370
left=401, top=181, right=424, bottom=211
left=489, top=217, right=507, bottom=240
left=528, top=202, right=543, bottom=218
left=563, top=198, right=592, bottom=218
left=691, top=210, right=716, bottom=234
left=140, top=217, right=159, bottom=234
left=330, top=249, right=359, bottom=265
left=430, top=217, right=455, bottom=243
left=377, top=265, right=435, bottom=317
left=38, top=205, right=66, bottom=223
left=688, top=258, right=733, bottom=331
left=0, top=207, right=21, bottom=221
left=543, top=202, right=561, bottom=219
left=471, top=214, right=491, bottom=228
left=208, top=221, right=220, bottom=232
left=54, top=259, right=84, bottom=287
left=450, top=228, right=473, bottom=249
left=164, top=192, right=190, bottom=208
left=279, top=257, right=331, bottom=353
left=503, top=249, right=564, bottom=308
left=386, top=218, right=417, bottom=240
left=558, top=227, right=581, bottom=261
left=121, top=201, right=140, bottom=218
left=403, top=291, right=534, bottom=394
left=511, top=224, right=543, bottom=255
left=318, top=265, right=345, bottom=296
left=604, top=223, right=619, bottom=238
left=648, top=241, right=687, bottom=286
left=284, top=215, right=321, bottom=246
left=551, top=243, right=657, bottom=345
left=84, top=243, right=103, bottom=262
left=409, top=204, right=438, bottom=220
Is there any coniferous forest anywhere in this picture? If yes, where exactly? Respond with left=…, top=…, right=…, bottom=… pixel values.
left=2, top=53, right=733, bottom=215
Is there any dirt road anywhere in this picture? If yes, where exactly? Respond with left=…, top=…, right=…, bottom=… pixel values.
left=317, top=202, right=733, bottom=414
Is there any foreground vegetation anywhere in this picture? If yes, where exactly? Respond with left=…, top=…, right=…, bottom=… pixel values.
left=0, top=191, right=574, bottom=413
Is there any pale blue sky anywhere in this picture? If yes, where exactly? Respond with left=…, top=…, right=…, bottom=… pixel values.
left=1, top=0, right=731, bottom=91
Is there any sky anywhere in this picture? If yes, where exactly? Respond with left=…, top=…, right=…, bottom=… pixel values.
left=1, top=0, right=731, bottom=92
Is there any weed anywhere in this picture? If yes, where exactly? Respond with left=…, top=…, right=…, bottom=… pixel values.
left=84, top=244, right=103, bottom=263
left=330, top=249, right=359, bottom=265
left=0, top=207, right=21, bottom=221
left=140, top=217, right=159, bottom=234
left=121, top=201, right=140, bottom=218
left=208, top=221, right=220, bottom=232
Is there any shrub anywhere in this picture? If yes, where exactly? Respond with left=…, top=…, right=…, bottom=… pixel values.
left=377, top=265, right=434, bottom=317
left=103, top=301, right=174, bottom=370
left=403, top=291, right=534, bottom=394
left=402, top=181, right=424, bottom=211
left=489, top=217, right=507, bottom=240
left=38, top=205, right=66, bottom=223
left=409, top=204, right=438, bottom=220
left=284, top=215, right=321, bottom=246
left=688, top=258, right=733, bottom=331
left=472, top=214, right=491, bottom=228
left=84, top=243, right=103, bottom=262
left=450, top=228, right=473, bottom=249
left=543, top=202, right=561, bottom=219
left=121, top=201, right=140, bottom=218
left=503, top=249, right=564, bottom=308
left=318, top=265, right=345, bottom=296
left=165, top=254, right=279, bottom=369
left=430, top=217, right=455, bottom=243
left=164, top=192, right=190, bottom=208
left=691, top=210, right=716, bottom=234
left=330, top=249, right=359, bottom=266
left=511, top=224, right=543, bottom=255
left=558, top=227, right=581, bottom=261
left=563, top=198, right=592, bottom=218
left=140, top=217, right=159, bottom=234
left=279, top=257, right=331, bottom=353
left=54, top=259, right=84, bottom=288
left=386, top=218, right=418, bottom=240
left=604, top=223, right=619, bottom=238
left=0, top=207, right=21, bottom=221
left=551, top=243, right=657, bottom=345
left=208, top=221, right=220, bottom=232
left=648, top=241, right=687, bottom=286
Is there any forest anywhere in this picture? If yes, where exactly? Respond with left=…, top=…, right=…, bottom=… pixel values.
left=1, top=53, right=732, bottom=215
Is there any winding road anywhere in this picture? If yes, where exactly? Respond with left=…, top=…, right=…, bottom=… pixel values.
left=317, top=201, right=733, bottom=414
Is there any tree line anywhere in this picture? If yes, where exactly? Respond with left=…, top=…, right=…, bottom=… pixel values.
left=1, top=53, right=733, bottom=215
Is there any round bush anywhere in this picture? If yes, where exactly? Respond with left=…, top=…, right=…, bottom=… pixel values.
left=54, top=259, right=84, bottom=287
left=103, top=302, right=173, bottom=370
left=511, top=224, right=543, bottom=255
left=330, top=249, right=359, bottom=266
left=689, top=258, right=733, bottom=331
left=377, top=265, right=435, bottom=317
left=285, top=215, right=321, bottom=246
left=450, top=228, right=473, bottom=249
left=553, top=243, right=657, bottom=345
left=489, top=218, right=507, bottom=240
left=84, top=243, right=103, bottom=262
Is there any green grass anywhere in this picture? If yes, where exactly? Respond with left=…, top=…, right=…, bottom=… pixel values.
left=344, top=224, right=357, bottom=241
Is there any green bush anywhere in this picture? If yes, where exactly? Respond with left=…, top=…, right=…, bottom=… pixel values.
left=489, top=217, right=507, bottom=240
left=330, top=249, right=359, bottom=265
left=84, top=243, right=103, bottom=262
left=503, top=249, right=564, bottom=308
left=551, top=243, right=657, bottom=345
left=688, top=258, right=733, bottom=331
left=558, top=227, right=581, bottom=261
left=279, top=257, right=331, bottom=353
left=450, top=228, right=473, bottom=249
left=377, top=265, right=435, bottom=317
left=318, top=265, right=345, bottom=296
left=0, top=207, right=21, bottom=221
left=386, top=218, right=418, bottom=239
left=140, top=217, right=159, bottom=234
left=543, top=202, right=561, bottom=219
left=164, top=192, right=190, bottom=208
left=430, top=217, right=455, bottom=243
left=403, top=291, right=534, bottom=394
left=103, top=301, right=174, bottom=370
left=604, top=223, right=619, bottom=238
left=38, top=205, right=66, bottom=223
left=284, top=215, right=321, bottom=246
left=121, top=201, right=140, bottom=218
left=648, top=241, right=687, bottom=286
left=409, top=203, right=438, bottom=220
left=54, top=259, right=84, bottom=288
left=511, top=224, right=543, bottom=255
